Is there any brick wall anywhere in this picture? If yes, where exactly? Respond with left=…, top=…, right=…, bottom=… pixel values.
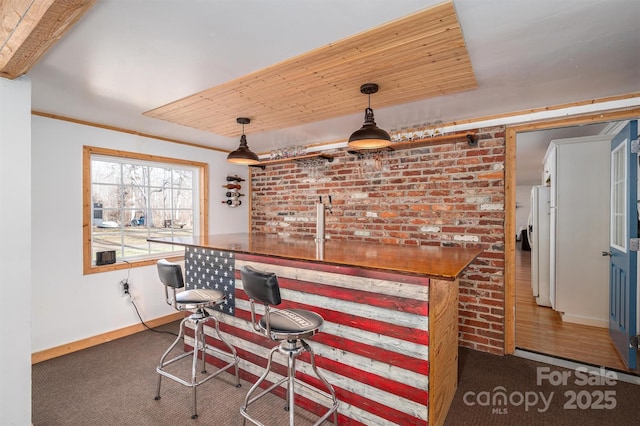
left=250, top=126, right=506, bottom=355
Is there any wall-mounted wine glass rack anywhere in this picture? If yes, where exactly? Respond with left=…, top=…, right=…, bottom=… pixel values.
left=249, top=153, right=334, bottom=169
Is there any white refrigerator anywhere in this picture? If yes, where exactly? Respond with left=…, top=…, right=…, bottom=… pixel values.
left=528, top=185, right=551, bottom=307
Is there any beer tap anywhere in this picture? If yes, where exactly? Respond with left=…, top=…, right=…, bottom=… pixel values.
left=316, top=195, right=333, bottom=242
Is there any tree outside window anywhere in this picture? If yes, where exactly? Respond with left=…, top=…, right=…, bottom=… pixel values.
left=83, top=146, right=208, bottom=274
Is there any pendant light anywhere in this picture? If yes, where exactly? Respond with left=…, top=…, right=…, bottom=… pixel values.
left=348, top=83, right=391, bottom=149
left=227, top=117, right=260, bottom=165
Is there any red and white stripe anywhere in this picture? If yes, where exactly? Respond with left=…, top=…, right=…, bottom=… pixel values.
left=196, top=253, right=431, bottom=425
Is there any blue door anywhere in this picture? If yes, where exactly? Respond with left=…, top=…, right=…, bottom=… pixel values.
left=609, top=120, right=638, bottom=369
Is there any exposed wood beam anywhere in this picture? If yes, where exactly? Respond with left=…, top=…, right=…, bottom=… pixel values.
left=0, top=0, right=96, bottom=79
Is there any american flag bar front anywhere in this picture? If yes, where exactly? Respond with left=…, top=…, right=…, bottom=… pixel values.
left=185, top=250, right=459, bottom=426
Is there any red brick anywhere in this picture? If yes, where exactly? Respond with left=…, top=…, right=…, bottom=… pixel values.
left=250, top=127, right=507, bottom=354
left=379, top=211, right=398, bottom=218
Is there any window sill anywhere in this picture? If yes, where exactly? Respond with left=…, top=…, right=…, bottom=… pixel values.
left=83, top=254, right=184, bottom=275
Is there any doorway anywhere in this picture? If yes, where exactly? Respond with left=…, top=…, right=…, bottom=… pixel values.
left=515, top=244, right=628, bottom=370
left=505, top=110, right=640, bottom=372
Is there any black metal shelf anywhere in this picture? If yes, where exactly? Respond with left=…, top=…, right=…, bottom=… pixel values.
left=348, top=132, right=478, bottom=156
left=250, top=153, right=334, bottom=169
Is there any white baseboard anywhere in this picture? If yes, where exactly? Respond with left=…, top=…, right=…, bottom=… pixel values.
left=560, top=312, right=608, bottom=328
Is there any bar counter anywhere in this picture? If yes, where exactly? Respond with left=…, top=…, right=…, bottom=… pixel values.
left=149, top=233, right=481, bottom=426
left=151, top=232, right=480, bottom=280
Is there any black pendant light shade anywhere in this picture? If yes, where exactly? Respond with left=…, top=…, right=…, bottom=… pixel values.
left=348, top=83, right=391, bottom=149
left=227, top=117, right=260, bottom=165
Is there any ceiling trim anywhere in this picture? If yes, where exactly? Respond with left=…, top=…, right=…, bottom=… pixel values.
left=31, top=111, right=228, bottom=153
left=144, top=0, right=477, bottom=138
left=450, top=92, right=640, bottom=129
left=0, top=0, right=96, bottom=79
left=276, top=93, right=640, bottom=153
left=504, top=105, right=640, bottom=133
left=33, top=93, right=639, bottom=156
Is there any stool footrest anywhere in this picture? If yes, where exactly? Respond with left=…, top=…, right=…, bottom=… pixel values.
left=157, top=357, right=237, bottom=388
left=155, top=314, right=240, bottom=419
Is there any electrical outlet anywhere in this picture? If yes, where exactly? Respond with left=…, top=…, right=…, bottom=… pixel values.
left=120, top=280, right=130, bottom=298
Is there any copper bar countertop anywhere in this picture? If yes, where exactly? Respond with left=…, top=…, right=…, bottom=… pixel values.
left=148, top=232, right=481, bottom=280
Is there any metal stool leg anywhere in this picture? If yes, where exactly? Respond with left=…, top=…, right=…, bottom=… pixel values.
left=155, top=316, right=189, bottom=401
left=302, top=340, right=339, bottom=425
left=287, top=351, right=296, bottom=425
left=190, top=319, right=202, bottom=419
left=241, top=345, right=287, bottom=425
left=198, top=319, right=208, bottom=374
left=208, top=314, right=241, bottom=387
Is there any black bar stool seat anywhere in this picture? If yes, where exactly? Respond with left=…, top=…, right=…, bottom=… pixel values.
left=259, top=308, right=323, bottom=340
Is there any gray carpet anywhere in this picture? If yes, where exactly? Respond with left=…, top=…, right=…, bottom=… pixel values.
left=33, top=321, right=640, bottom=425
left=32, top=321, right=320, bottom=425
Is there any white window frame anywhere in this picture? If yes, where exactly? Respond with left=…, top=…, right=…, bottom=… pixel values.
left=610, top=139, right=628, bottom=253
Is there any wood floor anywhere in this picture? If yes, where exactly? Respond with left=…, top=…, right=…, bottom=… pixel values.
left=515, top=247, right=631, bottom=372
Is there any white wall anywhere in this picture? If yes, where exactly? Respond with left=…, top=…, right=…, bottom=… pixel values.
left=515, top=185, right=533, bottom=239
left=0, top=76, right=32, bottom=425
left=31, top=116, right=248, bottom=353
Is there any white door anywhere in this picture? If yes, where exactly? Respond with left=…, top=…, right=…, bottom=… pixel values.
left=552, top=136, right=611, bottom=326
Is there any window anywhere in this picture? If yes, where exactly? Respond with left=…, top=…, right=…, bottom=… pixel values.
left=83, top=146, right=208, bottom=274
left=610, top=139, right=627, bottom=252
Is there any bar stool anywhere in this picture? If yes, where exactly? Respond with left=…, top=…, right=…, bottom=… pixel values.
left=155, top=259, right=240, bottom=419
left=239, top=265, right=339, bottom=425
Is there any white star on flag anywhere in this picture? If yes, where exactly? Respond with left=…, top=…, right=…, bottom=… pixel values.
left=184, top=246, right=236, bottom=316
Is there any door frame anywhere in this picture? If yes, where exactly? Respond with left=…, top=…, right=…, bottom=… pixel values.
left=504, top=107, right=640, bottom=354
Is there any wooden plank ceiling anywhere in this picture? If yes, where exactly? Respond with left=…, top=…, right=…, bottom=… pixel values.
left=0, top=0, right=96, bottom=80
left=144, top=1, right=478, bottom=138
